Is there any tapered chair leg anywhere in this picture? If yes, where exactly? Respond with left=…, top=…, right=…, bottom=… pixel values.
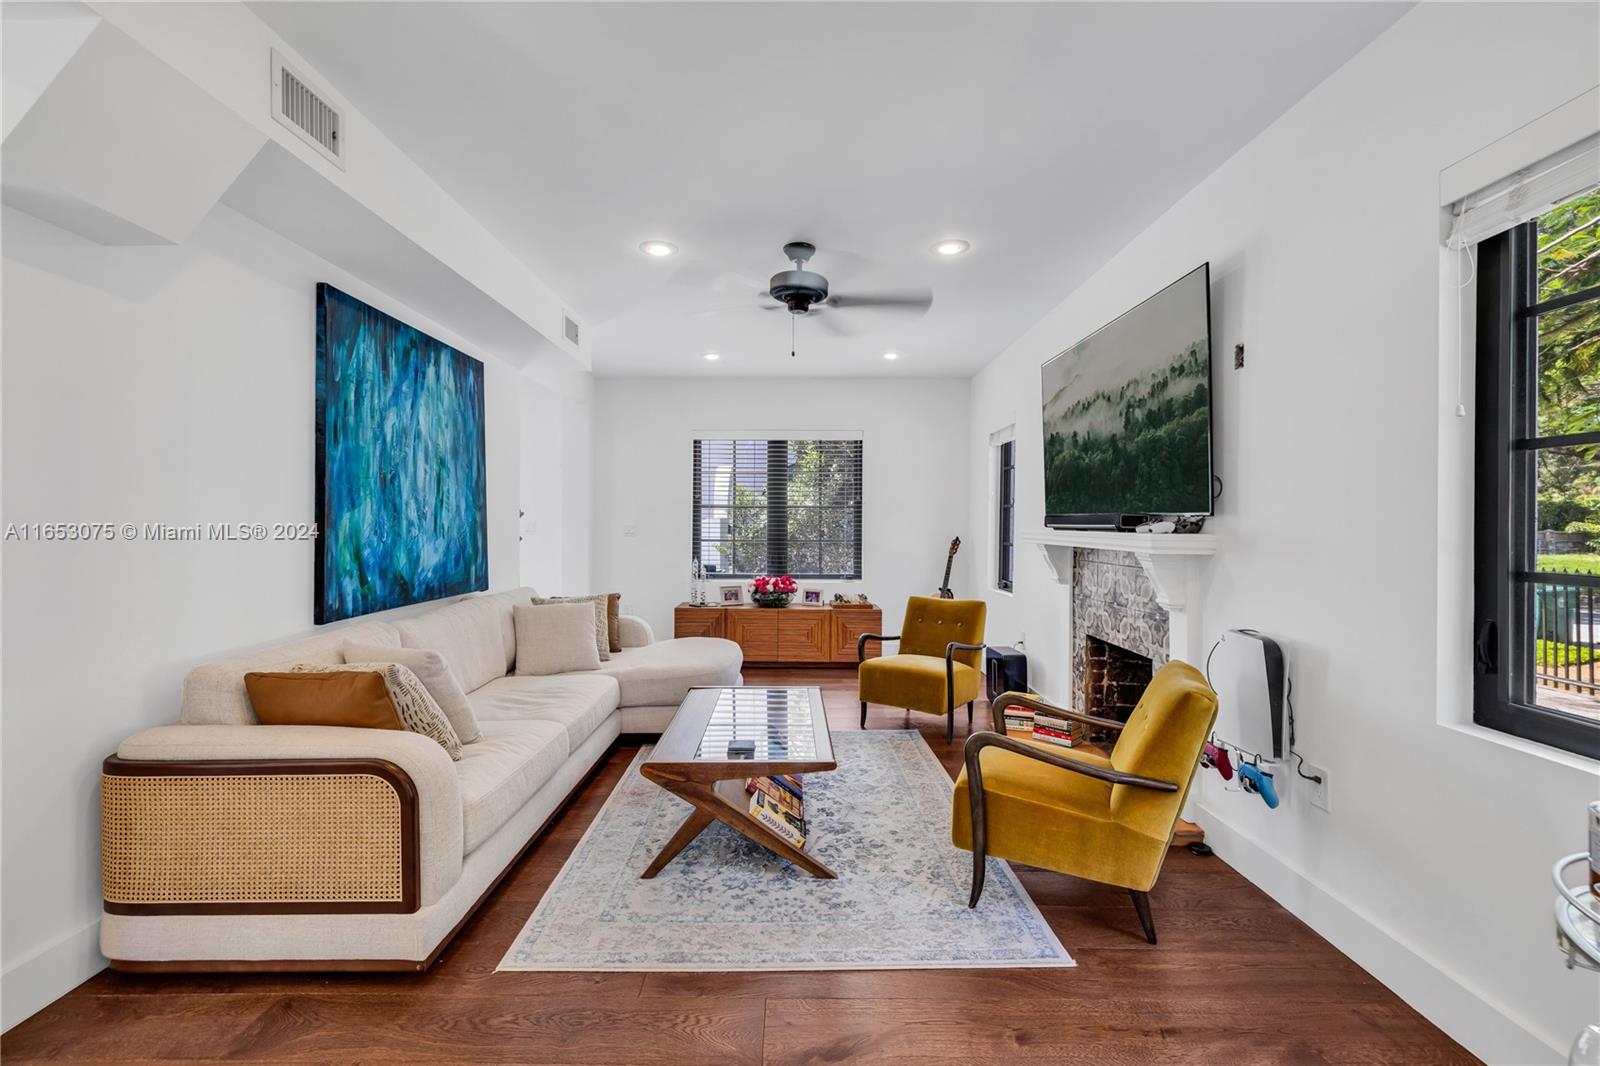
left=860, top=701, right=868, bottom=730
left=946, top=709, right=954, bottom=742
left=968, top=847, right=987, bottom=907
left=967, top=701, right=974, bottom=729
left=1130, top=890, right=1157, bottom=944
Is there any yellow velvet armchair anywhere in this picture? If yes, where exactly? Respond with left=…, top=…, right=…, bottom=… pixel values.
left=952, top=661, right=1218, bottom=943
left=857, top=596, right=987, bottom=742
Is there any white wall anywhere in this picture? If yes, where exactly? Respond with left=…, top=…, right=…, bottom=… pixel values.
left=0, top=202, right=592, bottom=1029
left=593, top=377, right=970, bottom=637
left=966, top=4, right=1599, bottom=1062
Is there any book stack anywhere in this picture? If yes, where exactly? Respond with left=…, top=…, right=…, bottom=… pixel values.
left=1001, top=705, right=1036, bottom=739
left=746, top=774, right=808, bottom=849
left=1031, top=707, right=1078, bottom=748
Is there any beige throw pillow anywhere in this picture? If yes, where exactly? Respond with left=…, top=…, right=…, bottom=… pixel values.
left=341, top=642, right=481, bottom=744
left=530, top=594, right=612, bottom=660
left=292, top=661, right=463, bottom=760
left=514, top=602, right=602, bottom=676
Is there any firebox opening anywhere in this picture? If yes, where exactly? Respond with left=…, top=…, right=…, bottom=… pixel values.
left=1084, top=634, right=1153, bottom=724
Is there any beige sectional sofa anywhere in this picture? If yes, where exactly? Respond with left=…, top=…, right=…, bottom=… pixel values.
left=99, top=587, right=741, bottom=971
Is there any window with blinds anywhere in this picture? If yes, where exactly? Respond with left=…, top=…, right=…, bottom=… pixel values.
left=997, top=439, right=1016, bottom=592
left=692, top=439, right=863, bottom=579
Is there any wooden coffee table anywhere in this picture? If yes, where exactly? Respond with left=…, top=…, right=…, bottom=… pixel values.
left=639, top=686, right=836, bottom=879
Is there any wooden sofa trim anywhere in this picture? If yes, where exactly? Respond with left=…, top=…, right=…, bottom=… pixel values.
left=100, top=755, right=420, bottom=916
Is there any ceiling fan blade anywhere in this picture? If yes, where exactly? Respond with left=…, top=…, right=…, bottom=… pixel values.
left=808, top=308, right=859, bottom=337
left=827, top=290, right=933, bottom=313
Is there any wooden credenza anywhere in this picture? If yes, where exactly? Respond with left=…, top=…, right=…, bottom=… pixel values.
left=674, top=604, right=884, bottom=667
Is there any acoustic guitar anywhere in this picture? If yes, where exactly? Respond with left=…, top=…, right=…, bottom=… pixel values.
left=937, top=537, right=960, bottom=599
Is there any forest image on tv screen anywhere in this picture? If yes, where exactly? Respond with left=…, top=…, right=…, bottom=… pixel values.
left=1042, top=266, right=1211, bottom=517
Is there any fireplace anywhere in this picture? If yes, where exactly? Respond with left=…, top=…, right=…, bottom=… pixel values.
left=1071, top=548, right=1169, bottom=721
left=1083, top=635, right=1153, bottom=723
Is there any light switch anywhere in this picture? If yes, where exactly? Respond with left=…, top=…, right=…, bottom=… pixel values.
left=622, top=525, right=637, bottom=538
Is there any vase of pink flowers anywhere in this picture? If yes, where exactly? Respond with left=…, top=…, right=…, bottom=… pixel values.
left=750, top=575, right=797, bottom=608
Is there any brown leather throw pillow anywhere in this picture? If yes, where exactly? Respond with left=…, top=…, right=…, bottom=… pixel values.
left=243, top=670, right=402, bottom=730
left=605, top=592, right=622, bottom=652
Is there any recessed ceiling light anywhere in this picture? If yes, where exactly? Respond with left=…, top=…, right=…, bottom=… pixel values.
left=703, top=352, right=720, bottom=361
left=933, top=239, right=970, bottom=257
left=883, top=351, right=900, bottom=361
left=639, top=240, right=678, bottom=257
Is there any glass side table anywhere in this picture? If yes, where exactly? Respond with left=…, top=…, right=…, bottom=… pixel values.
left=1555, top=853, right=1600, bottom=973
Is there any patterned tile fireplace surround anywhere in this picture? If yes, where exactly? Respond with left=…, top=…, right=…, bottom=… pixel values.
left=1072, top=549, right=1167, bottom=720
left=1025, top=530, right=1218, bottom=715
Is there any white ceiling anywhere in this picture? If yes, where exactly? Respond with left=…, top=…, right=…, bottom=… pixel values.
left=252, top=2, right=1408, bottom=378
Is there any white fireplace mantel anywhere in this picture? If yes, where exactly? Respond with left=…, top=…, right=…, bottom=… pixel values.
left=1022, top=529, right=1218, bottom=673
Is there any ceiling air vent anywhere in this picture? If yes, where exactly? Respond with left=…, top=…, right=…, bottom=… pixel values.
left=563, top=313, right=581, bottom=347
left=270, top=50, right=344, bottom=170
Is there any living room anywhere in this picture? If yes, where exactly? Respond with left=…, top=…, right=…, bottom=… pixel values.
left=3, top=3, right=1598, bottom=1064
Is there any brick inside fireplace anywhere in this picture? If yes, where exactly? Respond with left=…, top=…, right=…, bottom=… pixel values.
left=1083, top=634, right=1153, bottom=723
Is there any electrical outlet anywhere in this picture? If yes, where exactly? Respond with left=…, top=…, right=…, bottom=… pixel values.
left=1302, top=762, right=1330, bottom=811
left=622, top=524, right=637, bottom=538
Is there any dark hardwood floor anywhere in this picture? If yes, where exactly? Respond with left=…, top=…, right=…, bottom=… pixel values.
left=3, top=668, right=1476, bottom=1064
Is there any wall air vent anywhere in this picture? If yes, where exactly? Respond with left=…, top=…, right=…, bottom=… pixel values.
left=270, top=50, right=344, bottom=170
left=563, top=313, right=581, bottom=347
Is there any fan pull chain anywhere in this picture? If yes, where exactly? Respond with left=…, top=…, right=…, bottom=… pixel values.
left=791, top=314, right=796, bottom=358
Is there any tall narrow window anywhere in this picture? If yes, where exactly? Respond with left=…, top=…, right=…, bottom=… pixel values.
left=1473, top=188, right=1600, bottom=758
left=692, top=438, right=863, bottom=579
left=997, top=439, right=1016, bottom=592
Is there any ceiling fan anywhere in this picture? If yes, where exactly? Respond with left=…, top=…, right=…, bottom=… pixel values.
left=760, top=241, right=933, bottom=332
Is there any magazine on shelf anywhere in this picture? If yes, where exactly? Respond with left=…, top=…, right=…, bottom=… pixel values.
left=749, top=789, right=808, bottom=848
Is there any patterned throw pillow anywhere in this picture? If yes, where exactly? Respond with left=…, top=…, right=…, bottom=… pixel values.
left=292, top=661, right=463, bottom=760
left=530, top=594, right=613, bottom=660
left=340, top=642, right=481, bottom=744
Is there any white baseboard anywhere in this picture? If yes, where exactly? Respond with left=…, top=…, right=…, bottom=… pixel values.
left=2, top=919, right=104, bottom=1032
left=1197, top=807, right=1559, bottom=1065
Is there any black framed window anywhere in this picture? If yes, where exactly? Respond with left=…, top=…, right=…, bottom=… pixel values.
left=997, top=439, right=1016, bottom=591
left=692, top=438, right=863, bottom=579
left=1473, top=188, right=1600, bottom=758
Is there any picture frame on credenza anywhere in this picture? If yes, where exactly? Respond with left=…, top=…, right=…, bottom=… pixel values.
left=718, top=584, right=746, bottom=604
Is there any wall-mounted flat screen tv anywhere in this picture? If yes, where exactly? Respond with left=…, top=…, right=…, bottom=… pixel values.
left=1041, top=263, right=1213, bottom=528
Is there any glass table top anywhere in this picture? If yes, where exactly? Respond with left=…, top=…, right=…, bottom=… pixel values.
left=693, top=687, right=820, bottom=761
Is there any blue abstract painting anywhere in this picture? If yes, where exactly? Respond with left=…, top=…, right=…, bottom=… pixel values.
left=315, top=284, right=487, bottom=624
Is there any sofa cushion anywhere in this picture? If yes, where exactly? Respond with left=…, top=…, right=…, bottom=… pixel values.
left=530, top=594, right=612, bottom=660
left=456, top=720, right=568, bottom=854
left=180, top=621, right=401, bottom=726
left=514, top=603, right=602, bottom=676
left=243, top=670, right=401, bottom=731
left=301, top=662, right=464, bottom=760
left=468, top=673, right=620, bottom=752
left=594, top=637, right=742, bottom=709
left=393, top=595, right=515, bottom=693
left=341, top=642, right=481, bottom=744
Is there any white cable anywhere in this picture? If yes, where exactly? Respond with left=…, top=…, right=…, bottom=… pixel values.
left=1448, top=208, right=1477, bottom=419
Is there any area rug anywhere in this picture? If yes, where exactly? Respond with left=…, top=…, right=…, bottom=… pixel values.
left=497, top=730, right=1073, bottom=971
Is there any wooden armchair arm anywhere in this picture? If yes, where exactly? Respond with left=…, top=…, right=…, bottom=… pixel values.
left=858, top=633, right=900, bottom=663
left=989, top=691, right=1129, bottom=737
left=963, top=730, right=1179, bottom=794
left=946, top=642, right=986, bottom=724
